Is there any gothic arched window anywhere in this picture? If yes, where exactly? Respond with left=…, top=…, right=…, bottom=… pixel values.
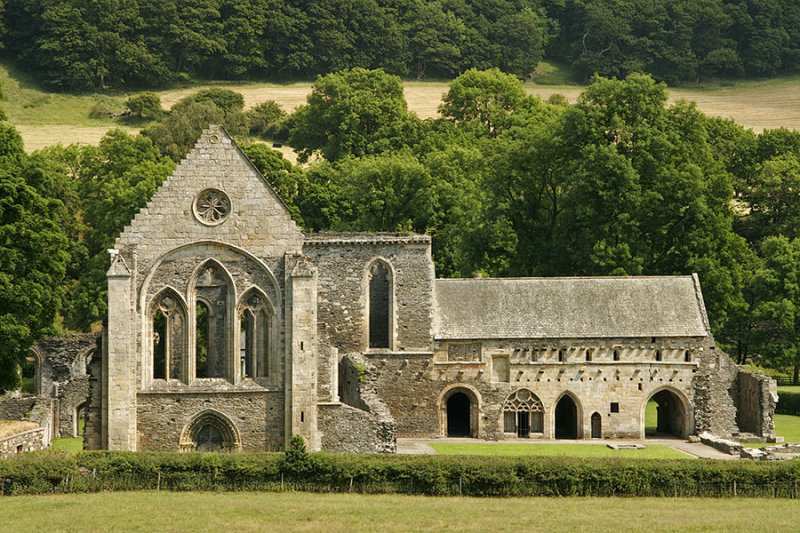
left=503, top=389, right=544, bottom=437
left=151, top=290, right=187, bottom=382
left=239, top=291, right=271, bottom=379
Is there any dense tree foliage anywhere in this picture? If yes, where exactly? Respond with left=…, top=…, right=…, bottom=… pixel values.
left=0, top=123, right=68, bottom=390
left=6, top=0, right=800, bottom=88
left=3, top=0, right=549, bottom=90
left=289, top=69, right=421, bottom=162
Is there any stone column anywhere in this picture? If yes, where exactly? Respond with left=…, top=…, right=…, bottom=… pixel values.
left=285, top=255, right=320, bottom=451
left=104, top=249, right=137, bottom=450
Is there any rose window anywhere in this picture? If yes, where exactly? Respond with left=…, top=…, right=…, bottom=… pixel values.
left=194, top=189, right=231, bottom=225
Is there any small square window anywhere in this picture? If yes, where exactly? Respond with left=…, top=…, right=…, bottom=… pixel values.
left=610, top=402, right=620, bottom=413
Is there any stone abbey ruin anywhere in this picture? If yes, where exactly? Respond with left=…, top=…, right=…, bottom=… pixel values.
left=2, top=126, right=778, bottom=454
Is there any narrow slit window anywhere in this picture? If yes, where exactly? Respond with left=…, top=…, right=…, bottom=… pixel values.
left=558, top=349, right=565, bottom=362
left=368, top=261, right=391, bottom=349
left=153, top=310, right=167, bottom=380
left=196, top=301, right=209, bottom=378
left=613, top=350, right=620, bottom=361
left=655, top=350, right=662, bottom=362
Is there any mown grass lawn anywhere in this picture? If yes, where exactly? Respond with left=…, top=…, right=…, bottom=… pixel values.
left=429, top=442, right=689, bottom=459
left=1, top=491, right=797, bottom=532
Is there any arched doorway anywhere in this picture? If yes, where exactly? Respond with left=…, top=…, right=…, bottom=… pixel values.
left=645, top=389, right=688, bottom=438
left=555, top=395, right=579, bottom=439
left=179, top=410, right=242, bottom=452
left=591, top=412, right=602, bottom=438
left=447, top=393, right=471, bottom=437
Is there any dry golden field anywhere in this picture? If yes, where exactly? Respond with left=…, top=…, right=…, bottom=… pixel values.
left=4, top=56, right=800, bottom=153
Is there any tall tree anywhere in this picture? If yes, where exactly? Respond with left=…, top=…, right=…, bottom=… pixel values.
left=0, top=124, right=68, bottom=390
left=289, top=68, right=420, bottom=162
left=750, top=236, right=800, bottom=383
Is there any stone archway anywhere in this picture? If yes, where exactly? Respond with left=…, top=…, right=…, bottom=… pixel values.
left=555, top=394, right=580, bottom=439
left=439, top=386, right=480, bottom=438
left=179, top=410, right=242, bottom=452
left=644, top=388, right=689, bottom=438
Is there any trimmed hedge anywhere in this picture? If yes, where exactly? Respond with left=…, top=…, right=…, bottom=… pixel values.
left=2, top=451, right=800, bottom=498
left=777, top=391, right=800, bottom=416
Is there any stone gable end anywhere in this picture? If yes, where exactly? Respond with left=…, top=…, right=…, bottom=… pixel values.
left=116, top=125, right=303, bottom=265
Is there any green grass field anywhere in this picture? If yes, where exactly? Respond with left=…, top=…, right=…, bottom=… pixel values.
left=1, top=491, right=797, bottom=532
left=430, top=442, right=689, bottom=459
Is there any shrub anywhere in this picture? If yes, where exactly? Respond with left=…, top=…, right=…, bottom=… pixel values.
left=777, top=391, right=800, bottom=415
left=125, top=92, right=162, bottom=120
left=176, top=89, right=245, bottom=114
left=3, top=451, right=800, bottom=497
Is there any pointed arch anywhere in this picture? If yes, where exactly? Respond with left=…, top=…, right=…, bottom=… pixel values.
left=23, top=347, right=43, bottom=396
left=502, top=388, right=544, bottom=437
left=179, top=409, right=242, bottom=452
left=553, top=391, right=583, bottom=439
left=146, top=287, right=189, bottom=383
left=237, top=286, right=277, bottom=380
left=363, top=258, right=395, bottom=351
left=188, top=259, right=236, bottom=381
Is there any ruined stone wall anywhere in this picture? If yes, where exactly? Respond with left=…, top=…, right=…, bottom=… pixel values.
left=319, top=353, right=396, bottom=453
left=0, top=428, right=47, bottom=458
left=136, top=391, right=284, bottom=451
left=0, top=395, right=38, bottom=421
left=83, top=342, right=103, bottom=450
left=57, top=376, right=90, bottom=438
left=737, top=370, right=777, bottom=437
left=693, top=347, right=740, bottom=436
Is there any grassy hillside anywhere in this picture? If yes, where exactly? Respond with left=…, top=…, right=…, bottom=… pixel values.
left=4, top=60, right=800, bottom=153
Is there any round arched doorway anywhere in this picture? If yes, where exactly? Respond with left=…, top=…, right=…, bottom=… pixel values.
left=644, top=388, right=689, bottom=438
left=440, top=386, right=480, bottom=438
left=447, top=393, right=471, bottom=437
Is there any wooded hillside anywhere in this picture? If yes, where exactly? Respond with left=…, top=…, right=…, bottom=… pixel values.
left=3, top=0, right=800, bottom=90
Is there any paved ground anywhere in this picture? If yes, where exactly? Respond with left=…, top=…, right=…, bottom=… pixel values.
left=396, top=437, right=738, bottom=460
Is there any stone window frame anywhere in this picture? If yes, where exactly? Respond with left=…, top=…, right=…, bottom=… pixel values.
left=192, top=188, right=232, bottom=226
left=362, top=257, right=396, bottom=353
left=502, top=388, right=544, bottom=437
left=145, top=286, right=189, bottom=385
left=178, top=409, right=242, bottom=452
left=236, top=286, right=279, bottom=383
left=187, top=259, right=237, bottom=383
left=137, top=242, right=285, bottom=388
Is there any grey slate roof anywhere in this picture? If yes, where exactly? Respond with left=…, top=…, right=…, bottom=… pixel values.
left=434, top=275, right=710, bottom=340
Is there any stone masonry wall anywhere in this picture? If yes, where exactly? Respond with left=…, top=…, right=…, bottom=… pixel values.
left=83, top=341, right=103, bottom=450
left=368, top=336, right=713, bottom=440
left=693, top=346, right=740, bottom=436
left=0, top=428, right=47, bottom=458
left=737, top=370, right=777, bottom=437
left=318, top=354, right=396, bottom=453
left=136, top=391, right=284, bottom=451
left=303, top=236, right=435, bottom=355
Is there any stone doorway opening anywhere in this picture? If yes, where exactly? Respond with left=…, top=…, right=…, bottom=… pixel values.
left=446, top=393, right=471, bottom=437
left=645, top=389, right=688, bottom=438
left=591, top=412, right=602, bottom=438
left=555, top=395, right=579, bottom=439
